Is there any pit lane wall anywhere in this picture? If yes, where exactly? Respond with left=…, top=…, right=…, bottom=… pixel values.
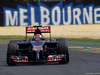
left=0, top=24, right=100, bottom=39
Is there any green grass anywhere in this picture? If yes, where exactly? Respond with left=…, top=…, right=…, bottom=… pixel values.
left=0, top=36, right=26, bottom=40
left=67, top=38, right=100, bottom=43
left=0, top=36, right=100, bottom=43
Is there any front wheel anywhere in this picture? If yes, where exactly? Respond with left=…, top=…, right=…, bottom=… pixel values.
left=7, top=42, right=18, bottom=66
left=57, top=38, right=69, bottom=64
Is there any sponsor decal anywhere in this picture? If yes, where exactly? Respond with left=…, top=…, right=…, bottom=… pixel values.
left=3, top=2, right=100, bottom=26
left=26, top=26, right=50, bottom=33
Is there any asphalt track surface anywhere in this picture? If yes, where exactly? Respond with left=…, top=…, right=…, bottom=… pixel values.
left=0, top=41, right=100, bottom=75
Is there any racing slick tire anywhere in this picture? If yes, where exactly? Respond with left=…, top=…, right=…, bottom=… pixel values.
left=7, top=42, right=19, bottom=65
left=56, top=38, right=69, bottom=64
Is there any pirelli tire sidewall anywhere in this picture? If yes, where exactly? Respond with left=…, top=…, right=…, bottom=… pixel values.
left=57, top=38, right=69, bottom=63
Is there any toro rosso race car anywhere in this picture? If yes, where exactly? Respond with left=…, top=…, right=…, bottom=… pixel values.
left=7, top=26, right=69, bottom=65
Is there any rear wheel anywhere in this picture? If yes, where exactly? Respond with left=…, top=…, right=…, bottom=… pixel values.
left=7, top=42, right=19, bottom=65
left=57, top=38, right=69, bottom=64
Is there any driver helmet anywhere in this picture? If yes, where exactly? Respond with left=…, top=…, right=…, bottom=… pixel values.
left=34, top=34, right=42, bottom=40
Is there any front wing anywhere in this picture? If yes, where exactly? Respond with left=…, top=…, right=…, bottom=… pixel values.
left=11, top=54, right=65, bottom=63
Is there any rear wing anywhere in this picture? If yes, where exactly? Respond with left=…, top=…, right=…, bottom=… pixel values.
left=26, top=26, right=51, bottom=40
left=26, top=26, right=50, bottom=33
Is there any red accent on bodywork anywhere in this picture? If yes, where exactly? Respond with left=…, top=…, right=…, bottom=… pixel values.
left=38, top=27, right=50, bottom=32
left=26, top=27, right=37, bottom=33
left=48, top=55, right=63, bottom=61
left=13, top=60, right=28, bottom=62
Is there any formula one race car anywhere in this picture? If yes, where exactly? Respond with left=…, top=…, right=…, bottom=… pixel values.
left=7, top=26, right=69, bottom=65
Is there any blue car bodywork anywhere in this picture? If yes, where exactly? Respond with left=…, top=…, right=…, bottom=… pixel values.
left=7, top=26, right=67, bottom=65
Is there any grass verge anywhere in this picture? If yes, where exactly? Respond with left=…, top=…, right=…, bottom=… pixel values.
left=67, top=38, right=100, bottom=43
left=0, top=36, right=100, bottom=43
